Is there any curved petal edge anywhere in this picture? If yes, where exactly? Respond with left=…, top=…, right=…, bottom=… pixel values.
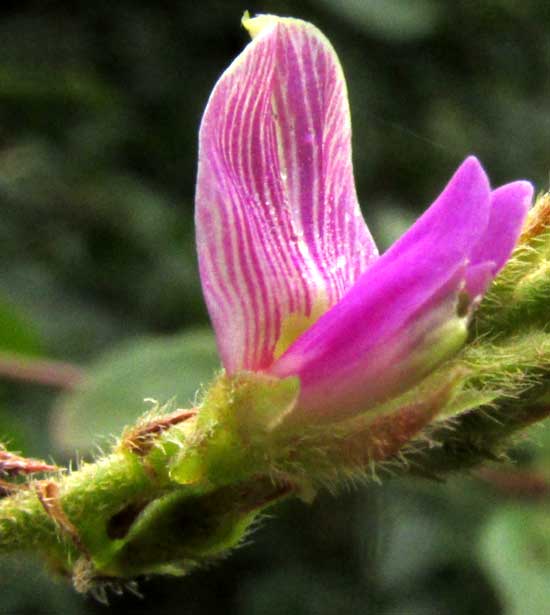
left=195, top=15, right=378, bottom=374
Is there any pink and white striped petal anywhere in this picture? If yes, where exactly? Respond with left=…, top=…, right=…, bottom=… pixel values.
left=195, top=15, right=378, bottom=373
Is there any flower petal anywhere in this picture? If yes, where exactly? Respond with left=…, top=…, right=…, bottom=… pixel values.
left=465, top=181, right=532, bottom=297
left=381, top=156, right=491, bottom=267
left=195, top=15, right=377, bottom=373
left=471, top=181, right=533, bottom=272
left=270, top=157, right=493, bottom=420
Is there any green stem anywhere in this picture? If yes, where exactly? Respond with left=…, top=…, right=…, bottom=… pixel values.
left=0, top=407, right=291, bottom=591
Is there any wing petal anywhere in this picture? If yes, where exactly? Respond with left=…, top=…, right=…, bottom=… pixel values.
left=270, top=157, right=497, bottom=420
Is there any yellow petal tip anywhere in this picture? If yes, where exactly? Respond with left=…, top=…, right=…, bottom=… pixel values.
left=241, top=12, right=279, bottom=40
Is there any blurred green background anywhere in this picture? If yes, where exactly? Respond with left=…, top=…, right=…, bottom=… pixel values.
left=1, top=1, right=550, bottom=613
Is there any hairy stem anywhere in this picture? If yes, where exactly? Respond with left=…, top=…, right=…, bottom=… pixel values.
left=0, top=399, right=295, bottom=592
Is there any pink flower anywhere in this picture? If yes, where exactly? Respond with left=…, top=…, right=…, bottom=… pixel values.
left=195, top=15, right=533, bottom=422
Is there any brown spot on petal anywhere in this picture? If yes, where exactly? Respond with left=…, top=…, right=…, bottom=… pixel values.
left=456, top=291, right=471, bottom=318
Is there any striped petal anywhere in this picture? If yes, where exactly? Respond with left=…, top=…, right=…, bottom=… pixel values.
left=270, top=157, right=503, bottom=420
left=195, top=15, right=377, bottom=373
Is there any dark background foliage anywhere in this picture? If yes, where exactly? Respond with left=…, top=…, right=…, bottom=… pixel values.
left=1, top=1, right=550, bottom=613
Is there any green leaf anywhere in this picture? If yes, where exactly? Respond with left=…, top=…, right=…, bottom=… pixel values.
left=51, top=329, right=219, bottom=453
left=0, top=297, right=42, bottom=356
left=479, top=505, right=550, bottom=615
